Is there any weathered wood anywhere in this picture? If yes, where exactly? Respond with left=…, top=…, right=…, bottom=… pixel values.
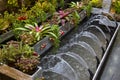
left=0, top=30, right=14, bottom=43
left=0, top=64, right=32, bottom=80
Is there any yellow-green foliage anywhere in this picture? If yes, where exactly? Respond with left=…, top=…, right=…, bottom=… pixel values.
left=37, top=1, right=56, bottom=13
left=0, top=11, right=15, bottom=30
left=7, top=0, right=18, bottom=7
left=7, top=0, right=35, bottom=8
left=0, top=42, right=34, bottom=63
left=90, top=0, right=102, bottom=8
left=113, top=0, right=120, bottom=14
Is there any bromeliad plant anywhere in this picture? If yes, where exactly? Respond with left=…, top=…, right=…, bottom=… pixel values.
left=48, top=8, right=81, bottom=28
left=58, top=9, right=80, bottom=26
left=49, top=1, right=91, bottom=27
left=57, top=10, right=71, bottom=26
left=0, top=41, right=40, bottom=74
left=47, top=10, right=70, bottom=26
left=15, top=23, right=60, bottom=47
left=12, top=4, right=47, bottom=30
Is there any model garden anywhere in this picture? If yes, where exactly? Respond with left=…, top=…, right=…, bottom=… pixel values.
left=0, top=0, right=119, bottom=80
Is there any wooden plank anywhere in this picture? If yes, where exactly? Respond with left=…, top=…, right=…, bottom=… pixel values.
left=0, top=64, right=32, bottom=80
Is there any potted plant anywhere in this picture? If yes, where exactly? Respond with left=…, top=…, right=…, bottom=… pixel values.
left=48, top=8, right=80, bottom=28
left=15, top=22, right=60, bottom=46
left=14, top=22, right=60, bottom=55
left=46, top=1, right=89, bottom=38
left=48, top=1, right=89, bottom=31
left=0, top=41, right=41, bottom=80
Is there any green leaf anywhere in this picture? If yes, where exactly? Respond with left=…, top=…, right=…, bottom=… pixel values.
left=75, top=11, right=80, bottom=19
left=41, top=26, right=51, bottom=32
left=15, top=27, right=29, bottom=31
left=35, top=32, right=40, bottom=41
left=25, top=24, right=34, bottom=30
left=47, top=32, right=58, bottom=39
left=34, top=23, right=38, bottom=27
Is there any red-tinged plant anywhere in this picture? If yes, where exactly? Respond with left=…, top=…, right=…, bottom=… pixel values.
left=53, top=10, right=71, bottom=26
left=0, top=41, right=40, bottom=74
left=6, top=40, right=20, bottom=48
left=40, top=43, right=47, bottom=50
left=15, top=56, right=40, bottom=74
left=47, top=9, right=71, bottom=26
left=57, top=10, right=70, bottom=19
left=17, top=16, right=27, bottom=21
left=59, top=30, right=65, bottom=36
left=33, top=52, right=39, bottom=56
left=20, top=32, right=36, bottom=45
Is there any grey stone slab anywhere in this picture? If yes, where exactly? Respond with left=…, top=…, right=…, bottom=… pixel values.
left=97, top=25, right=120, bottom=80
left=102, top=0, right=112, bottom=12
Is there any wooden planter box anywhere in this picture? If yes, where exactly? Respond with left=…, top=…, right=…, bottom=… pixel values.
left=0, top=30, right=14, bottom=44
left=0, top=64, right=42, bottom=80
left=0, top=12, right=53, bottom=44
left=0, top=10, right=87, bottom=79
left=33, top=10, right=87, bottom=55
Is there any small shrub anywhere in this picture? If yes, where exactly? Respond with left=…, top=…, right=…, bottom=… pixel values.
left=0, top=41, right=40, bottom=74
left=113, top=0, right=120, bottom=14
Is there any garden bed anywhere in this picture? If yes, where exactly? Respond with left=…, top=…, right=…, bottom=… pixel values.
left=33, top=10, right=87, bottom=55
left=0, top=9, right=87, bottom=80
left=0, top=0, right=93, bottom=80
